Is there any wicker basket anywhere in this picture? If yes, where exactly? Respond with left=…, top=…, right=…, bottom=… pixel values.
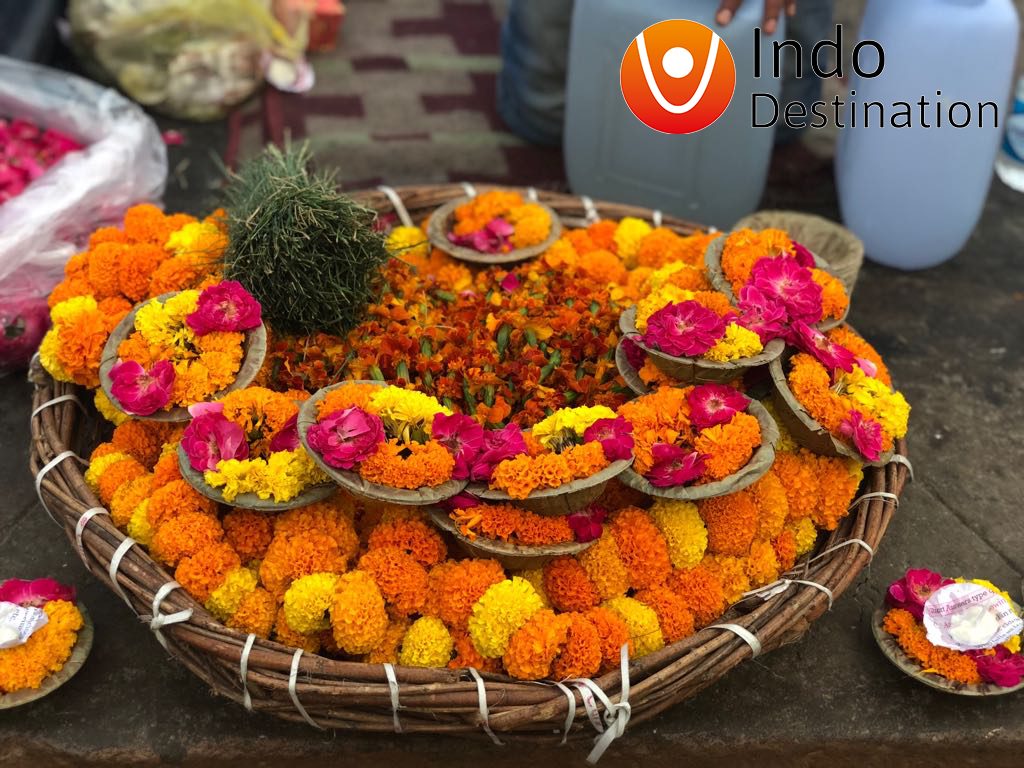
left=734, top=210, right=865, bottom=295
left=98, top=292, right=267, bottom=423
left=27, top=185, right=908, bottom=752
left=704, top=234, right=849, bottom=332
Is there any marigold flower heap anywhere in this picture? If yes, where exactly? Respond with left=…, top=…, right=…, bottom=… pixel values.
left=448, top=189, right=552, bottom=254
left=718, top=227, right=850, bottom=344
left=40, top=205, right=225, bottom=390
left=883, top=568, right=1024, bottom=687
left=182, top=387, right=326, bottom=503
left=785, top=324, right=910, bottom=461
left=307, top=382, right=456, bottom=490
left=617, top=384, right=760, bottom=487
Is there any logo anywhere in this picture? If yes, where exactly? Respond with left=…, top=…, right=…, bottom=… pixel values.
left=620, top=20, right=736, bottom=134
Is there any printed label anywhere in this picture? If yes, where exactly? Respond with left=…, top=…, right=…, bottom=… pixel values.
left=923, top=583, right=1024, bottom=652
left=0, top=601, right=49, bottom=649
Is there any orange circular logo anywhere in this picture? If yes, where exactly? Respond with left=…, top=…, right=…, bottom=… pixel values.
left=620, top=19, right=736, bottom=134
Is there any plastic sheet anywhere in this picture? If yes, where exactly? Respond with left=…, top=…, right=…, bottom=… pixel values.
left=0, top=56, right=166, bottom=373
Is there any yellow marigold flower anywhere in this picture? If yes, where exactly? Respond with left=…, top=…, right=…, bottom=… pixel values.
left=127, top=499, right=155, bottom=546
left=530, top=405, right=617, bottom=447
left=110, top=474, right=153, bottom=528
left=744, top=538, right=781, bottom=588
left=386, top=225, right=430, bottom=263
left=274, top=606, right=321, bottom=654
left=507, top=203, right=552, bottom=249
left=702, top=554, right=751, bottom=604
left=330, top=570, right=389, bottom=654
left=788, top=517, right=818, bottom=556
left=166, top=219, right=223, bottom=256
left=749, top=469, right=789, bottom=540
left=648, top=499, right=707, bottom=570
left=613, top=217, right=652, bottom=266
left=284, top=572, right=342, bottom=634
left=38, top=328, right=70, bottom=382
left=634, top=284, right=695, bottom=332
left=368, top=386, right=451, bottom=438
left=603, top=596, right=664, bottom=657
left=704, top=323, right=764, bottom=363
left=467, top=577, right=545, bottom=658
left=578, top=532, right=630, bottom=601
left=227, top=587, right=275, bottom=638
left=84, top=451, right=131, bottom=494
left=516, top=568, right=552, bottom=609
left=760, top=398, right=798, bottom=453
left=206, top=567, right=259, bottom=622
left=843, top=366, right=910, bottom=439
left=398, top=616, right=453, bottom=668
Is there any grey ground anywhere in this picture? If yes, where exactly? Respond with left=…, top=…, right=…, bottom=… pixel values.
left=3, top=3, right=1024, bottom=763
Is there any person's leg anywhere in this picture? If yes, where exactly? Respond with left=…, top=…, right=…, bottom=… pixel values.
left=497, top=0, right=574, bottom=147
left=775, top=0, right=835, bottom=145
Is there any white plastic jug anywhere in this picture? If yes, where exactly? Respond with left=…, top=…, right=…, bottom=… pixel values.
left=564, top=0, right=784, bottom=229
left=835, top=0, right=1019, bottom=270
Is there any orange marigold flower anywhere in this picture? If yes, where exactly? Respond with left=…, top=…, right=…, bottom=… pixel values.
left=772, top=529, right=798, bottom=572
left=223, top=508, right=275, bottom=564
left=883, top=608, right=981, bottom=684
left=827, top=325, right=891, bottom=386
left=151, top=511, right=225, bottom=567
left=565, top=228, right=598, bottom=255
left=97, top=296, right=132, bottom=320
left=88, top=226, right=127, bottom=249
left=175, top=541, right=241, bottom=603
left=503, top=609, right=571, bottom=680
left=667, top=565, right=726, bottom=627
left=110, top=474, right=153, bottom=528
left=331, top=570, right=389, bottom=654
left=54, top=305, right=112, bottom=387
left=367, top=518, right=447, bottom=568
left=551, top=613, right=603, bottom=679
left=423, top=559, right=505, bottom=629
left=693, top=411, right=761, bottom=481
left=91, top=442, right=120, bottom=460
left=452, top=503, right=574, bottom=547
left=701, top=554, right=750, bottom=604
left=227, top=587, right=275, bottom=638
left=366, top=618, right=411, bottom=664
left=583, top=606, right=633, bottom=671
left=577, top=249, right=628, bottom=285
left=112, top=419, right=174, bottom=469
left=636, top=585, right=695, bottom=643
left=578, top=532, right=630, bottom=600
left=744, top=538, right=781, bottom=588
left=274, top=607, right=321, bottom=654
left=699, top=490, right=759, bottom=557
left=811, top=268, right=849, bottom=321
left=449, top=626, right=501, bottom=672
left=813, top=456, right=861, bottom=530
left=749, top=468, right=789, bottom=540
left=316, top=383, right=383, bottom=418
left=86, top=242, right=125, bottom=298
left=773, top=450, right=821, bottom=523
left=787, top=353, right=850, bottom=434
left=47, top=275, right=92, bottom=307
left=259, top=531, right=349, bottom=600
left=358, top=438, right=455, bottom=489
left=720, top=227, right=795, bottom=293
left=611, top=506, right=672, bottom=590
left=543, top=556, right=599, bottom=613
left=275, top=498, right=360, bottom=566
left=147, top=479, right=217, bottom=529
left=617, top=387, right=691, bottom=474
left=97, top=457, right=147, bottom=505
left=151, top=444, right=182, bottom=488
left=358, top=546, right=429, bottom=617
left=587, top=220, right=618, bottom=252
left=118, top=243, right=167, bottom=301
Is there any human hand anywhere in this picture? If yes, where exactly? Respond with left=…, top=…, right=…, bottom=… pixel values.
left=715, top=0, right=797, bottom=36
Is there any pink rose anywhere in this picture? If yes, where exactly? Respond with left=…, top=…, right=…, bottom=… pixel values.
left=646, top=443, right=707, bottom=487
left=269, top=413, right=300, bottom=452
left=0, top=578, right=75, bottom=607
left=307, top=406, right=385, bottom=469
left=186, top=280, right=262, bottom=335
left=583, top=417, right=633, bottom=461
left=470, top=424, right=528, bottom=482
left=736, top=283, right=788, bottom=344
left=432, top=412, right=485, bottom=480
left=567, top=505, right=608, bottom=542
left=109, top=360, right=174, bottom=415
left=790, top=321, right=856, bottom=373
left=839, top=409, right=884, bottom=462
left=790, top=239, right=816, bottom=268
left=642, top=300, right=726, bottom=358
left=750, top=255, right=822, bottom=325
left=621, top=336, right=646, bottom=370
left=969, top=646, right=1024, bottom=688
left=886, top=568, right=953, bottom=621
left=181, top=411, right=249, bottom=472
left=687, top=384, right=750, bottom=430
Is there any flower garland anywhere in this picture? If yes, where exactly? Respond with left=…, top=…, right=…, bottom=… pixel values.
left=182, top=387, right=327, bottom=503
left=0, top=579, right=83, bottom=694
left=883, top=568, right=1024, bottom=687
left=448, top=189, right=552, bottom=253
left=785, top=324, right=910, bottom=461
left=617, top=384, right=761, bottom=487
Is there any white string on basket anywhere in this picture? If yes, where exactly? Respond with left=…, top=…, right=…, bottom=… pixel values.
left=383, top=662, right=403, bottom=734
left=461, top=181, right=478, bottom=198
left=707, top=623, right=762, bottom=658
left=376, top=185, right=414, bottom=229
left=743, top=578, right=835, bottom=609
left=888, top=454, right=915, bottom=481
left=30, top=393, right=85, bottom=422
left=149, top=581, right=193, bottom=650
left=803, top=537, right=875, bottom=566
left=553, top=681, right=577, bottom=745
left=288, top=650, right=324, bottom=730
left=240, top=633, right=257, bottom=711
left=74, top=506, right=109, bottom=559
left=467, top=667, right=504, bottom=746
left=568, top=644, right=632, bottom=765
left=849, top=490, right=899, bottom=510
left=35, top=449, right=86, bottom=525
left=526, top=186, right=539, bottom=201
left=579, top=195, right=598, bottom=222
left=107, top=537, right=137, bottom=606
left=651, top=209, right=662, bottom=227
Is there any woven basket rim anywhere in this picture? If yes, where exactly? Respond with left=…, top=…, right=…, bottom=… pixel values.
left=703, top=234, right=850, bottom=332
left=426, top=196, right=563, bottom=265
left=28, top=185, right=909, bottom=746
left=616, top=398, right=779, bottom=501
left=98, top=291, right=267, bottom=423
left=297, top=380, right=468, bottom=505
